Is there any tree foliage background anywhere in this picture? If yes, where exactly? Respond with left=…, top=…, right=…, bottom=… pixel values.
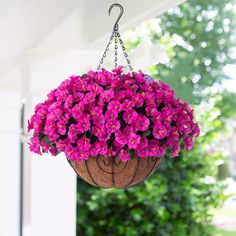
left=76, top=0, right=236, bottom=235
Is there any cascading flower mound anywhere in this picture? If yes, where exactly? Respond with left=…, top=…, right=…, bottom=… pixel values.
left=28, top=66, right=200, bottom=163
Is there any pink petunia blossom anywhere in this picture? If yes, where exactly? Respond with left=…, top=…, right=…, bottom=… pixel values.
left=71, top=103, right=84, bottom=120
left=90, top=142, right=103, bottom=156
left=136, top=137, right=148, bottom=150
left=119, top=149, right=130, bottom=162
left=68, top=124, right=79, bottom=142
left=123, top=109, right=138, bottom=124
left=183, top=136, right=194, bottom=151
left=136, top=148, right=149, bottom=158
left=107, top=101, right=122, bottom=112
left=122, top=99, right=134, bottom=110
left=133, top=115, right=150, bottom=132
left=99, top=89, right=114, bottom=102
left=127, top=132, right=140, bottom=149
left=133, top=93, right=144, bottom=107
left=106, top=119, right=120, bottom=133
left=29, top=136, right=42, bottom=155
left=115, top=126, right=131, bottom=145
left=171, top=142, right=181, bottom=158
left=57, top=120, right=67, bottom=135
left=146, top=106, right=158, bottom=116
left=153, top=124, right=168, bottom=140
left=56, top=139, right=68, bottom=152
left=77, top=114, right=91, bottom=133
left=77, top=137, right=91, bottom=151
left=105, top=109, right=118, bottom=121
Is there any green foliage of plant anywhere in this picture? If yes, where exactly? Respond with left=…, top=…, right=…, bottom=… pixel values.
left=76, top=0, right=236, bottom=235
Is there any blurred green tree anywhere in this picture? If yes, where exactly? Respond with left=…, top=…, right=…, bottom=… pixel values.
left=76, top=0, right=236, bottom=235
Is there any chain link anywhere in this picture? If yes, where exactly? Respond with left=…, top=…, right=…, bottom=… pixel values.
left=97, top=32, right=114, bottom=71
left=114, top=31, right=118, bottom=68
left=117, top=32, right=133, bottom=73
left=97, top=26, right=133, bottom=73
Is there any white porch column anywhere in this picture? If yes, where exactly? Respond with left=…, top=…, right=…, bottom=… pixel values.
left=26, top=55, right=77, bottom=236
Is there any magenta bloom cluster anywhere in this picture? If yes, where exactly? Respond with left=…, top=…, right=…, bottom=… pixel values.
left=28, top=66, right=200, bottom=162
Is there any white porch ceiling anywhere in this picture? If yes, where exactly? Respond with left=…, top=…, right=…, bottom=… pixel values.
left=0, top=0, right=185, bottom=82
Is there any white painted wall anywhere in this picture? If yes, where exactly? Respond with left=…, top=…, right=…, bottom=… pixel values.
left=0, top=91, right=20, bottom=236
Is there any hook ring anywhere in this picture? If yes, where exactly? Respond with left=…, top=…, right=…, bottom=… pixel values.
left=108, top=3, right=124, bottom=31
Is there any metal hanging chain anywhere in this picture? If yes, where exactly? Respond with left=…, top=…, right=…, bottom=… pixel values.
left=114, top=31, right=118, bottom=68
left=117, top=31, right=133, bottom=73
left=97, top=3, right=134, bottom=73
left=97, top=32, right=114, bottom=71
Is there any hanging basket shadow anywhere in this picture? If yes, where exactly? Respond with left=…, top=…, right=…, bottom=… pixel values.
left=69, top=155, right=162, bottom=189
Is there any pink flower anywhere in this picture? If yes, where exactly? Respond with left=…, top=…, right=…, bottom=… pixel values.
left=44, top=120, right=56, bottom=136
left=119, top=149, right=130, bottom=162
left=90, top=106, right=103, bottom=117
left=27, top=119, right=33, bottom=132
left=57, top=120, right=67, bottom=135
left=100, top=89, right=114, bottom=102
left=65, top=145, right=76, bottom=160
left=105, top=109, right=118, bottom=120
left=178, top=123, right=191, bottom=136
left=162, top=107, right=173, bottom=125
left=92, top=126, right=108, bottom=141
left=192, top=123, right=200, bottom=137
left=74, top=77, right=88, bottom=92
left=123, top=109, right=138, bottom=124
left=167, top=129, right=179, bottom=145
left=88, top=83, right=103, bottom=95
left=49, top=147, right=57, bottom=156
left=133, top=93, right=144, bottom=107
left=127, top=132, right=140, bottom=149
left=146, top=106, right=157, bottom=116
left=77, top=114, right=91, bottom=133
left=107, top=101, right=121, bottom=111
left=122, top=99, right=134, bottom=110
left=152, top=111, right=162, bottom=123
left=95, top=73, right=107, bottom=85
left=71, top=103, right=84, bottom=120
left=100, top=143, right=109, bottom=156
left=83, top=93, right=96, bottom=104
left=147, top=139, right=160, bottom=156
left=133, top=115, right=150, bottom=132
left=74, top=151, right=89, bottom=161
left=90, top=142, right=103, bottom=156
left=136, top=149, right=149, bottom=158
left=29, top=136, right=41, bottom=155
left=68, top=124, right=78, bottom=142
left=153, top=124, right=168, bottom=140
left=184, top=136, right=194, bottom=151
left=107, top=148, right=116, bottom=157
left=41, top=141, right=50, bottom=153
left=77, top=137, right=91, bottom=151
left=64, top=95, right=75, bottom=109
left=93, top=114, right=105, bottom=126
left=106, top=119, right=120, bottom=133
left=113, top=139, right=124, bottom=149
left=115, top=126, right=130, bottom=145
left=171, top=142, right=181, bottom=157
left=56, top=140, right=68, bottom=152
left=136, top=137, right=148, bottom=150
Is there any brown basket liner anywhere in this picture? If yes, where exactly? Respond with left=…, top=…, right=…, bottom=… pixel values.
left=69, top=155, right=162, bottom=189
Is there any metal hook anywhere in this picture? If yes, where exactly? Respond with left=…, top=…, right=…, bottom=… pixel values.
left=108, top=3, right=124, bottom=31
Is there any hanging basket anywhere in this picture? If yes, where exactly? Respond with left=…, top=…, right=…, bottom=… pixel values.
left=27, top=3, right=200, bottom=189
left=69, top=156, right=161, bottom=188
